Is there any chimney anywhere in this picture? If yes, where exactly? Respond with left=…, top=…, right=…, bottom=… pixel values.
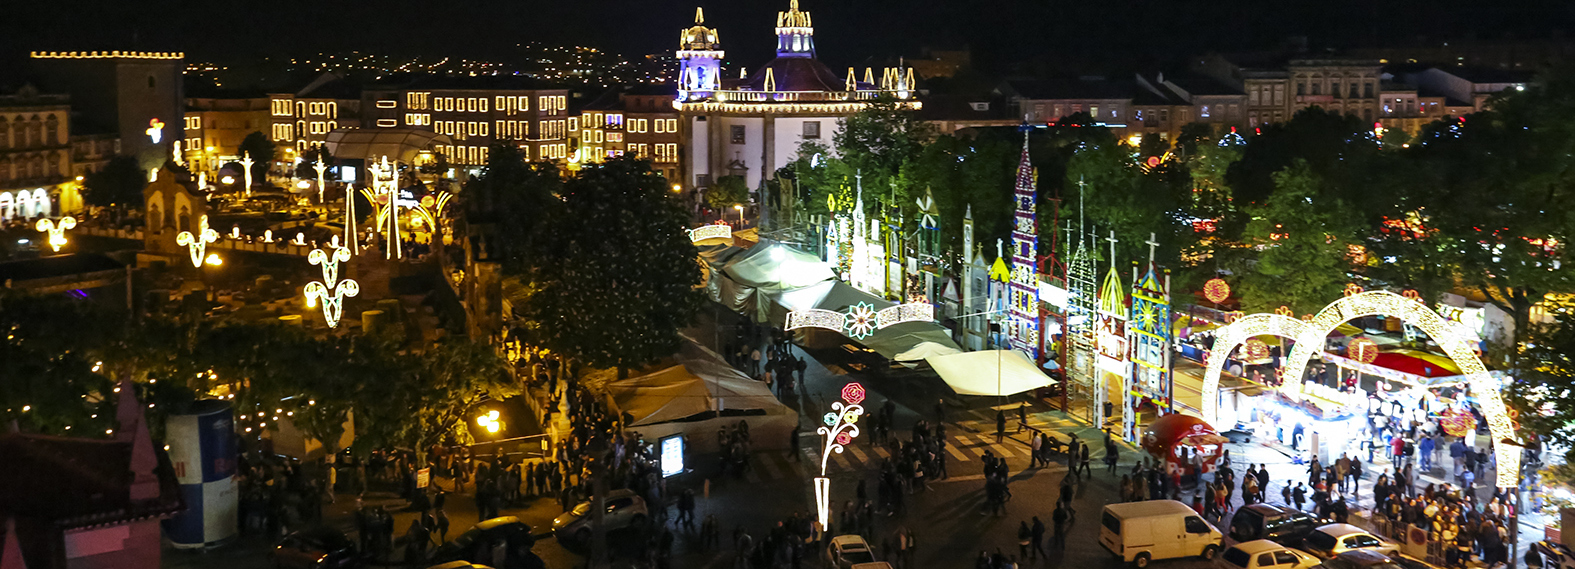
left=115, top=377, right=161, bottom=502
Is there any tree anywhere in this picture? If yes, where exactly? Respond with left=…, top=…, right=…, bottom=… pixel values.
left=294, top=145, right=333, bottom=180
left=706, top=175, right=749, bottom=211
left=1238, top=160, right=1358, bottom=315
left=238, top=131, right=276, bottom=183
left=1398, top=70, right=1575, bottom=347
left=1504, top=303, right=1575, bottom=461
left=464, top=143, right=563, bottom=277
left=81, top=155, right=147, bottom=210
left=1226, top=108, right=1376, bottom=206
left=834, top=100, right=935, bottom=216
left=1063, top=136, right=1185, bottom=265
left=516, top=157, right=705, bottom=374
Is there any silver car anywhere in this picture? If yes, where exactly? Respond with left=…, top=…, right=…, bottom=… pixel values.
left=551, top=489, right=649, bottom=544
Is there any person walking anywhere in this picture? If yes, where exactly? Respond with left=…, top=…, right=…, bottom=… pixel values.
left=1051, top=503, right=1070, bottom=549
left=996, top=410, right=1007, bottom=444
left=1030, top=516, right=1047, bottom=560
left=1017, top=403, right=1029, bottom=433
left=1030, top=433, right=1044, bottom=468
left=1017, top=521, right=1033, bottom=559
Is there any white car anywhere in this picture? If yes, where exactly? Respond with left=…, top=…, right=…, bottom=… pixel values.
left=551, top=489, right=649, bottom=543
left=1218, top=539, right=1321, bottom=569
left=831, top=535, right=878, bottom=568
left=1302, top=524, right=1398, bottom=560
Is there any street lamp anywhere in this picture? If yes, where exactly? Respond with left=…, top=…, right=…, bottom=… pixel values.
left=733, top=204, right=744, bottom=224
left=671, top=183, right=682, bottom=193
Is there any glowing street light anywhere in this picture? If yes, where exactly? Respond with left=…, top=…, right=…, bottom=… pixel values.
left=733, top=204, right=744, bottom=223
left=35, top=216, right=76, bottom=252
left=204, top=253, right=222, bottom=266
left=477, top=410, right=502, bottom=433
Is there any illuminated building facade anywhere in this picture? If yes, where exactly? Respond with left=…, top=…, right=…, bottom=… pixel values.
left=362, top=78, right=571, bottom=167
left=268, top=72, right=362, bottom=160
left=674, top=0, right=917, bottom=193
left=28, top=51, right=183, bottom=171
left=183, top=97, right=269, bottom=173
left=571, top=86, right=681, bottom=182
left=0, top=88, right=77, bottom=221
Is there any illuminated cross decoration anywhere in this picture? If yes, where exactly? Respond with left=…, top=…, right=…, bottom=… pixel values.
left=1106, top=230, right=1119, bottom=266
left=343, top=185, right=358, bottom=255
left=814, top=383, right=866, bottom=527
left=35, top=216, right=76, bottom=252
left=313, top=160, right=327, bottom=205
left=239, top=152, right=255, bottom=198
left=172, top=140, right=183, bottom=167
left=303, top=247, right=360, bottom=328
left=175, top=215, right=219, bottom=268
left=145, top=118, right=164, bottom=144
left=1144, top=232, right=1160, bottom=266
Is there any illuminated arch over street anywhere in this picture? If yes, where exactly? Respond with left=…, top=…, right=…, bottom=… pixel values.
left=1200, top=290, right=1520, bottom=487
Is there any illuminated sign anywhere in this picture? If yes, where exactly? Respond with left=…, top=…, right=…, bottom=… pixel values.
left=660, top=434, right=685, bottom=478
left=1038, top=280, right=1069, bottom=310
left=689, top=223, right=731, bottom=242
left=146, top=118, right=164, bottom=144
left=787, top=302, right=936, bottom=339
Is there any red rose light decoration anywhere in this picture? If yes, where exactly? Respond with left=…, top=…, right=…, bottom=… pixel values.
left=1203, top=278, right=1231, bottom=304
left=1244, top=338, right=1270, bottom=360
left=1439, top=407, right=1477, bottom=437
left=841, top=382, right=866, bottom=406
left=835, top=432, right=852, bottom=445
left=1348, top=337, right=1380, bottom=364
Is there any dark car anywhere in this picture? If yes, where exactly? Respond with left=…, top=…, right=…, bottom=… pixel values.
left=1229, top=504, right=1320, bottom=546
left=1318, top=549, right=1405, bottom=569
left=274, top=527, right=362, bottom=569
left=430, top=516, right=535, bottom=564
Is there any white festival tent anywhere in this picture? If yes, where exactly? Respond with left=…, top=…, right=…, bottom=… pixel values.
left=924, top=349, right=1057, bottom=397
left=604, top=343, right=799, bottom=453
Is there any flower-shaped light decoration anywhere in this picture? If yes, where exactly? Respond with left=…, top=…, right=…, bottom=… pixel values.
left=815, top=391, right=865, bottom=476
left=844, top=302, right=877, bottom=339
left=840, top=382, right=866, bottom=406
left=35, top=216, right=76, bottom=252
left=1347, top=337, right=1380, bottom=364
left=1203, top=278, right=1231, bottom=304
left=175, top=214, right=219, bottom=268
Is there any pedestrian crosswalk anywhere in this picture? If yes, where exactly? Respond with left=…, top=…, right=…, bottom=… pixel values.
left=733, top=430, right=1079, bottom=484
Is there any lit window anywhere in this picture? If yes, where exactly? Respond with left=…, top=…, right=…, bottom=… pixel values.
left=480, top=98, right=488, bottom=112
left=378, top=100, right=397, bottom=109
left=803, top=121, right=820, bottom=139
left=376, top=119, right=397, bottom=127
left=569, top=117, right=578, bottom=131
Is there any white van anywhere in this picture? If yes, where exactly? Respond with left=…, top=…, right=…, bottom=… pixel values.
left=1100, top=500, right=1224, bottom=568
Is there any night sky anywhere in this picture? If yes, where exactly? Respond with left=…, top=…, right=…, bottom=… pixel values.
left=4, top=0, right=1573, bottom=75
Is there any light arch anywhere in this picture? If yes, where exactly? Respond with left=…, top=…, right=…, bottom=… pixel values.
left=1200, top=290, right=1519, bottom=487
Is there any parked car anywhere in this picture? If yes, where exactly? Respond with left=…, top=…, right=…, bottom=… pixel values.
left=274, top=527, right=362, bottom=569
left=1100, top=500, right=1223, bottom=567
left=831, top=535, right=879, bottom=568
left=1229, top=504, right=1321, bottom=546
left=551, top=489, right=649, bottom=543
left=1303, top=524, right=1398, bottom=560
left=1316, top=549, right=1407, bottom=569
left=1219, top=539, right=1321, bottom=569
left=431, top=516, right=535, bottom=564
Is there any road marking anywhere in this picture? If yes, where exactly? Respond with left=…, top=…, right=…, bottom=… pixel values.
left=945, top=443, right=970, bottom=462
left=831, top=449, right=854, bottom=471
left=755, top=454, right=784, bottom=480
left=847, top=446, right=871, bottom=463
left=873, top=445, right=891, bottom=459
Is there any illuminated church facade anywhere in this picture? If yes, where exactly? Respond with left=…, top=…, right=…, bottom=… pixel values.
left=675, top=1, right=919, bottom=194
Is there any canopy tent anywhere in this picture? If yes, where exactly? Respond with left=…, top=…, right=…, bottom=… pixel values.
left=723, top=242, right=835, bottom=291
left=1370, top=351, right=1460, bottom=378
left=865, top=321, right=962, bottom=361
left=925, top=350, right=1056, bottom=396
left=894, top=341, right=962, bottom=363
left=603, top=344, right=799, bottom=452
left=324, top=128, right=453, bottom=164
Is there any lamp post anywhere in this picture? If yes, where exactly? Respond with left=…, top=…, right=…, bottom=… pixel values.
left=314, top=160, right=328, bottom=205
left=733, top=204, right=744, bottom=225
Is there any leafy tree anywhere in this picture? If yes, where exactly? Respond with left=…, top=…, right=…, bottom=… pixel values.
left=1238, top=160, right=1358, bottom=314
left=897, top=133, right=1016, bottom=259
left=1504, top=301, right=1575, bottom=460
left=515, top=157, right=705, bottom=374
left=81, top=155, right=148, bottom=210
left=835, top=99, right=935, bottom=215
left=1226, top=108, right=1375, bottom=206
left=293, top=145, right=334, bottom=180
left=238, top=131, right=276, bottom=183
left=706, top=175, right=749, bottom=211
left=1063, top=136, right=1185, bottom=265
left=1399, top=71, right=1575, bottom=345
left=464, top=143, right=563, bottom=277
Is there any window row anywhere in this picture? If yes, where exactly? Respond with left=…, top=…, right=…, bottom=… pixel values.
left=406, top=113, right=431, bottom=126
left=406, top=92, right=430, bottom=110
left=184, top=116, right=201, bottom=130
left=436, top=121, right=490, bottom=139
left=541, top=120, right=568, bottom=140
left=0, top=118, right=62, bottom=149
left=495, top=120, right=532, bottom=139
left=436, top=144, right=490, bottom=165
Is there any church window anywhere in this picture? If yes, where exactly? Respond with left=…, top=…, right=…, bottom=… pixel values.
left=803, top=121, right=821, bottom=139
left=731, top=125, right=745, bottom=144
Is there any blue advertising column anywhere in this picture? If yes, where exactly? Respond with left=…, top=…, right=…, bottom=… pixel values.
left=162, top=399, right=238, bottom=548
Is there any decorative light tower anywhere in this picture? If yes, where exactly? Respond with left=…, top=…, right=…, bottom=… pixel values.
left=304, top=247, right=360, bottom=328
left=1064, top=180, right=1099, bottom=424
left=176, top=214, right=219, bottom=267
left=1006, top=130, right=1040, bottom=357
left=675, top=7, right=723, bottom=101
left=1094, top=231, right=1129, bottom=430
left=815, top=382, right=865, bottom=528
left=35, top=216, right=76, bottom=252
left=1125, top=233, right=1172, bottom=443
left=367, top=157, right=402, bottom=259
